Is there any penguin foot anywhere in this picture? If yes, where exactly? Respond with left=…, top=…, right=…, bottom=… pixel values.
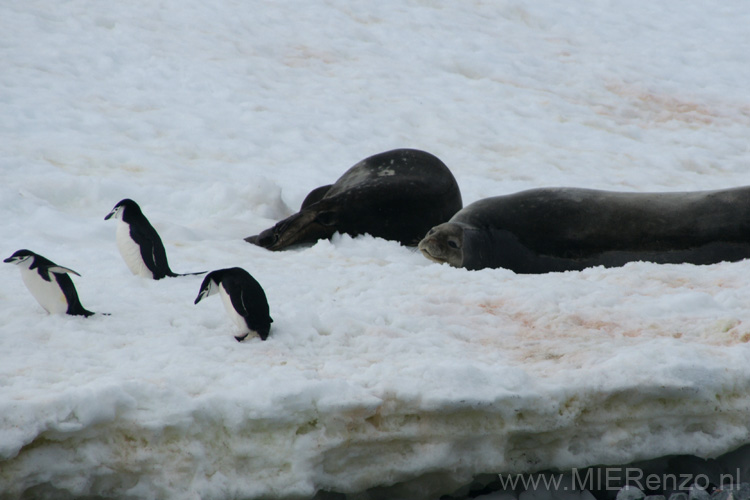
left=235, top=334, right=249, bottom=342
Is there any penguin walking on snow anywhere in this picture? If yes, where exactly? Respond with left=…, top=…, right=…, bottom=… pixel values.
left=194, top=267, right=273, bottom=341
left=105, top=199, right=206, bottom=280
left=4, top=249, right=95, bottom=317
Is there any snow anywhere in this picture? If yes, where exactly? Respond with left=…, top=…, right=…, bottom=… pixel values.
left=2, top=1, right=750, bottom=499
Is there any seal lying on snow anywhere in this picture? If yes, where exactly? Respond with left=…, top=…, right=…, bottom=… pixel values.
left=418, top=186, right=750, bottom=273
left=245, top=149, right=463, bottom=250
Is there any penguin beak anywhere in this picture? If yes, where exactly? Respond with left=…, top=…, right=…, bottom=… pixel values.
left=104, top=209, right=115, bottom=221
left=3, top=254, right=23, bottom=264
left=194, top=289, right=208, bottom=305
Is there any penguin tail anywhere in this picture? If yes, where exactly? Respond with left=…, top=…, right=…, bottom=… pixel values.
left=171, top=270, right=208, bottom=277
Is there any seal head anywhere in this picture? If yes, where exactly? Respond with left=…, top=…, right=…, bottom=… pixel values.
left=418, top=222, right=465, bottom=268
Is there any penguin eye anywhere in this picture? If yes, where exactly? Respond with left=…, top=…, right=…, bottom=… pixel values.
left=316, top=211, right=337, bottom=227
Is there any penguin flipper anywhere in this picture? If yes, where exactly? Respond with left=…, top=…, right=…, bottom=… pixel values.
left=54, top=273, right=95, bottom=318
left=129, top=222, right=171, bottom=279
left=222, top=278, right=250, bottom=317
left=131, top=231, right=171, bottom=280
left=150, top=237, right=176, bottom=278
left=48, top=265, right=82, bottom=277
left=128, top=217, right=202, bottom=279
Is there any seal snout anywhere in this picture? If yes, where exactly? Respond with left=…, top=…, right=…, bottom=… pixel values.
left=417, top=234, right=445, bottom=264
left=245, top=212, right=316, bottom=251
left=245, top=228, right=279, bottom=249
left=417, top=222, right=464, bottom=268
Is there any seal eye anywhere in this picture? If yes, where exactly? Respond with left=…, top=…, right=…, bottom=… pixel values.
left=316, top=211, right=337, bottom=227
left=447, top=239, right=460, bottom=250
left=257, top=232, right=278, bottom=248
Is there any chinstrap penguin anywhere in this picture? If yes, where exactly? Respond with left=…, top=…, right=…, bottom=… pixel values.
left=194, top=267, right=273, bottom=341
left=4, top=249, right=95, bottom=317
left=105, top=199, right=206, bottom=280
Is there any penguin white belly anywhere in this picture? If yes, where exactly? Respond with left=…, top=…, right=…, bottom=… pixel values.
left=20, top=268, right=68, bottom=314
left=218, top=285, right=250, bottom=334
left=116, top=220, right=153, bottom=278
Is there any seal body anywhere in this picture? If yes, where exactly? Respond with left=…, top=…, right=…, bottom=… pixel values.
left=245, top=149, right=463, bottom=250
left=4, top=249, right=95, bottom=317
left=418, top=186, right=750, bottom=273
left=194, top=267, right=273, bottom=341
left=105, top=199, right=205, bottom=280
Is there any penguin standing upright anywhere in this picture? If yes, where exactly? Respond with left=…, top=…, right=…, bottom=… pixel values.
left=194, top=267, right=273, bottom=341
left=4, top=249, right=95, bottom=317
left=105, top=199, right=205, bottom=280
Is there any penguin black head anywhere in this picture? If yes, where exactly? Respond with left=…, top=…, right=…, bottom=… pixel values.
left=4, top=249, right=37, bottom=265
left=195, top=267, right=273, bottom=341
left=194, top=272, right=221, bottom=304
left=105, top=198, right=142, bottom=221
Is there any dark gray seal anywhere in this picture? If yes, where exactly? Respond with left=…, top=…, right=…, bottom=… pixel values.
left=245, top=149, right=463, bottom=250
left=418, top=186, right=750, bottom=273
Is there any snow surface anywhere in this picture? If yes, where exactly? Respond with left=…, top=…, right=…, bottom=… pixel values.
left=2, top=1, right=750, bottom=499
